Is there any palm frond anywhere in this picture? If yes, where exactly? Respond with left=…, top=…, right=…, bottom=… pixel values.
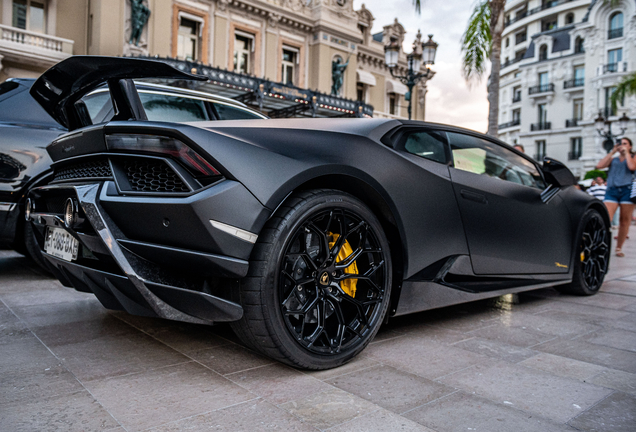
left=461, top=1, right=492, bottom=82
left=611, top=72, right=636, bottom=110
left=413, top=0, right=421, bottom=14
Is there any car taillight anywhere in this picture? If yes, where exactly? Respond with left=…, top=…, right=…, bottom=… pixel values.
left=105, top=134, right=220, bottom=177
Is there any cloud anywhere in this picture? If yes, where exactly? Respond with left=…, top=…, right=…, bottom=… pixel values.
left=353, top=0, right=488, bottom=132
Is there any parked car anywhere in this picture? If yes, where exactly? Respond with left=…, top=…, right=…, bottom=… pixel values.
left=0, top=76, right=265, bottom=268
left=28, top=57, right=610, bottom=370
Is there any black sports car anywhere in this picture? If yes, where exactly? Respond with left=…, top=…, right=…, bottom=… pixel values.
left=0, top=76, right=264, bottom=268
left=27, top=57, right=610, bottom=369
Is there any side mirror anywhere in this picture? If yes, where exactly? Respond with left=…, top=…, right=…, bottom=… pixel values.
left=542, top=157, right=577, bottom=187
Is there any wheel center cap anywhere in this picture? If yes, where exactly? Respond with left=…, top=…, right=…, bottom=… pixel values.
left=318, top=271, right=331, bottom=286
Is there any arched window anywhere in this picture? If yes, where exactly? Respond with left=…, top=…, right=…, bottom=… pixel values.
left=574, top=37, right=584, bottom=54
left=609, top=12, right=623, bottom=39
left=539, top=45, right=548, bottom=61
left=566, top=13, right=574, bottom=25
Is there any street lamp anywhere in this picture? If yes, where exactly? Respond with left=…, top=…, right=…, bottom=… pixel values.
left=384, top=34, right=438, bottom=120
left=594, top=111, right=630, bottom=152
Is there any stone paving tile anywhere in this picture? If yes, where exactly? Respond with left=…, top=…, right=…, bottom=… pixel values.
left=403, top=390, right=579, bottom=432
left=49, top=332, right=192, bottom=382
left=226, top=363, right=332, bottom=405
left=567, top=392, right=636, bottom=432
left=554, top=292, right=636, bottom=311
left=606, top=312, right=636, bottom=332
left=303, top=354, right=381, bottom=381
left=377, top=320, right=470, bottom=345
left=519, top=352, right=607, bottom=381
left=31, top=314, right=135, bottom=348
left=112, top=313, right=234, bottom=353
left=327, top=365, right=454, bottom=414
left=0, top=283, right=94, bottom=308
left=189, top=342, right=274, bottom=375
left=532, top=301, right=631, bottom=323
left=452, top=337, right=538, bottom=363
left=0, top=390, right=120, bottom=432
left=466, top=323, right=557, bottom=347
left=0, top=333, right=60, bottom=373
left=327, top=408, right=436, bottom=432
left=365, top=334, right=491, bottom=380
left=85, top=362, right=254, bottom=432
left=533, top=338, right=636, bottom=373
left=576, top=327, right=636, bottom=353
left=486, top=309, right=603, bottom=338
left=600, top=279, right=636, bottom=296
left=0, top=363, right=82, bottom=405
left=147, top=398, right=317, bottom=431
left=279, top=388, right=378, bottom=430
left=587, top=369, right=636, bottom=396
left=11, top=298, right=111, bottom=328
left=437, top=359, right=613, bottom=423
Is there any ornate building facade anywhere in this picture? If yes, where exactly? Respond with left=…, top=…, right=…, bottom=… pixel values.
left=0, top=0, right=433, bottom=120
left=498, top=0, right=635, bottom=178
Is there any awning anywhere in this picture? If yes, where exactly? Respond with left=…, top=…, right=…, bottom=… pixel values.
left=356, top=69, right=376, bottom=86
left=386, top=79, right=408, bottom=95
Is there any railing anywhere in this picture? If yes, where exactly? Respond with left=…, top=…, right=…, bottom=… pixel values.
left=608, top=28, right=623, bottom=39
left=501, top=57, right=523, bottom=69
left=568, top=151, right=581, bottom=160
left=499, top=119, right=521, bottom=129
left=564, top=78, right=584, bottom=89
left=0, top=24, right=73, bottom=54
left=529, top=83, right=555, bottom=94
left=504, top=0, right=573, bottom=27
left=565, top=119, right=580, bottom=127
left=515, top=33, right=527, bottom=44
left=512, top=94, right=522, bottom=103
left=603, top=63, right=619, bottom=73
left=602, top=107, right=617, bottom=118
left=530, top=122, right=551, bottom=131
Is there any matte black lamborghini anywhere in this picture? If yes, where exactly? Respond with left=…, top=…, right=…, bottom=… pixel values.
left=27, top=57, right=610, bottom=369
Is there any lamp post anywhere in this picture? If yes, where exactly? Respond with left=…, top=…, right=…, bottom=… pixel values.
left=384, top=34, right=437, bottom=120
left=594, top=111, right=630, bottom=152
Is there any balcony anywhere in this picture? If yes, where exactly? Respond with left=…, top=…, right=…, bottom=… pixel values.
left=601, top=107, right=617, bottom=118
left=512, top=94, right=522, bottom=103
left=504, top=0, right=572, bottom=28
left=528, top=83, right=555, bottom=95
left=608, top=28, right=623, bottom=39
left=501, top=57, right=523, bottom=69
left=0, top=24, right=73, bottom=69
left=568, top=151, right=582, bottom=160
left=564, top=78, right=584, bottom=89
left=499, top=119, right=521, bottom=129
left=565, top=119, right=580, bottom=127
left=530, top=122, right=551, bottom=131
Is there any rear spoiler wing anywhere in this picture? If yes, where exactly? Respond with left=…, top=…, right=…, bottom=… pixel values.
left=30, top=56, right=205, bottom=131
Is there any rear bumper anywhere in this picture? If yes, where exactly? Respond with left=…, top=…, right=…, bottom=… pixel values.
left=29, top=180, right=269, bottom=324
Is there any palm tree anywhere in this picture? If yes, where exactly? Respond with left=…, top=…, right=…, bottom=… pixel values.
left=461, top=1, right=506, bottom=137
left=611, top=72, right=636, bottom=111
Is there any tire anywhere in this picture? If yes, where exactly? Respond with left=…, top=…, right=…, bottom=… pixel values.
left=24, top=221, right=51, bottom=273
left=231, top=189, right=392, bottom=369
left=556, top=208, right=609, bottom=296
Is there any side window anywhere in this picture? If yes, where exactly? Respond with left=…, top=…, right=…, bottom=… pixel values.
left=213, top=103, right=263, bottom=120
left=139, top=93, right=209, bottom=122
left=403, top=130, right=447, bottom=164
left=448, top=132, right=545, bottom=189
left=83, top=91, right=113, bottom=124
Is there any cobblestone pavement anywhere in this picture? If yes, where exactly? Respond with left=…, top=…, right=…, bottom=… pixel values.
left=1, top=235, right=635, bottom=432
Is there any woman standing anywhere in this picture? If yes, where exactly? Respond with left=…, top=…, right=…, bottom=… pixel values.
left=596, top=137, right=636, bottom=257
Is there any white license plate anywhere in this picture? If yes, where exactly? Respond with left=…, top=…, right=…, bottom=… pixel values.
left=44, top=227, right=79, bottom=262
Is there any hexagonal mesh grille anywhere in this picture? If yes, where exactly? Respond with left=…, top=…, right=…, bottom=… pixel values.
left=54, top=158, right=112, bottom=182
left=124, top=160, right=190, bottom=193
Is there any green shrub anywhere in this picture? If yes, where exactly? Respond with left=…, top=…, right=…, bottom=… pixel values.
left=584, top=169, right=607, bottom=181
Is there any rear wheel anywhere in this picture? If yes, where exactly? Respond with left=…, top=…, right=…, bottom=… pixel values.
left=231, top=190, right=392, bottom=369
left=557, top=209, right=609, bottom=296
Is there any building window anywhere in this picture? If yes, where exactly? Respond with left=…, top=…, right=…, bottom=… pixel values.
left=573, top=98, right=583, bottom=120
left=177, top=17, right=201, bottom=61
left=513, top=86, right=521, bottom=103
left=234, top=33, right=254, bottom=74
left=539, top=72, right=549, bottom=88
left=515, top=31, right=526, bottom=45
left=389, top=93, right=397, bottom=115
left=535, top=140, right=546, bottom=160
left=569, top=138, right=582, bottom=160
left=574, top=36, right=584, bottom=53
left=609, top=12, right=623, bottom=39
left=281, top=46, right=298, bottom=85
left=607, top=48, right=622, bottom=73
left=604, top=87, right=622, bottom=117
left=357, top=83, right=366, bottom=102
left=505, top=37, right=509, bottom=47
left=565, top=13, right=574, bottom=25
left=512, top=108, right=521, bottom=123
left=12, top=0, right=46, bottom=33
left=539, top=45, right=548, bottom=61
left=574, top=66, right=584, bottom=86
left=541, top=17, right=557, bottom=32
left=538, top=103, right=547, bottom=125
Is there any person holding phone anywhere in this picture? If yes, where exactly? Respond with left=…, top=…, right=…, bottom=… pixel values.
left=596, top=137, right=636, bottom=257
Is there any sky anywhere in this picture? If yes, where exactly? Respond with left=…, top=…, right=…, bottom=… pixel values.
left=352, top=0, right=489, bottom=133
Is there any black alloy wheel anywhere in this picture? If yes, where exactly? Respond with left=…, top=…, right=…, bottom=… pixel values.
left=231, top=190, right=392, bottom=369
left=557, top=209, right=609, bottom=296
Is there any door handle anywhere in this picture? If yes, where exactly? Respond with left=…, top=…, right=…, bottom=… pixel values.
left=460, top=190, right=487, bottom=204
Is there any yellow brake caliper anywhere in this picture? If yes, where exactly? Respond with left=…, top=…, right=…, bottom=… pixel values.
left=328, top=233, right=359, bottom=297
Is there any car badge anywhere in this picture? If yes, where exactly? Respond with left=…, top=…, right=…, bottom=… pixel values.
left=62, top=145, right=75, bottom=153
left=319, top=272, right=330, bottom=286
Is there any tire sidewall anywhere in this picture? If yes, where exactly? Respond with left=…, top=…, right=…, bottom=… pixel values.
left=261, top=191, right=392, bottom=368
left=572, top=208, right=609, bottom=295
